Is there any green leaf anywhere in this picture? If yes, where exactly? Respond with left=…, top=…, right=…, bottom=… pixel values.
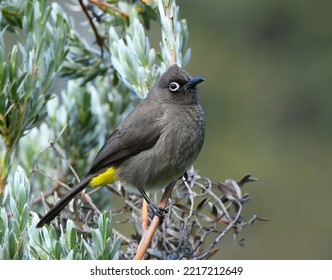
left=20, top=204, right=30, bottom=230
left=0, top=64, right=8, bottom=95
left=82, top=239, right=96, bottom=260
left=98, top=212, right=112, bottom=243
left=66, top=220, right=77, bottom=251
left=91, top=229, right=103, bottom=259
left=102, top=238, right=112, bottom=259
left=0, top=229, right=10, bottom=259
left=53, top=240, right=62, bottom=260
left=110, top=238, right=121, bottom=260
left=12, top=218, right=21, bottom=239
left=1, top=5, right=23, bottom=29
left=9, top=197, right=19, bottom=221
left=8, top=231, right=17, bottom=259
left=0, top=207, right=8, bottom=231
left=18, top=184, right=27, bottom=214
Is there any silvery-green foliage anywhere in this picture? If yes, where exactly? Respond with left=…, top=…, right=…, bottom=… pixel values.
left=109, top=6, right=161, bottom=98
left=159, top=0, right=191, bottom=67
left=0, top=166, right=120, bottom=259
left=0, top=167, right=31, bottom=259
left=82, top=212, right=121, bottom=260
left=0, top=0, right=69, bottom=183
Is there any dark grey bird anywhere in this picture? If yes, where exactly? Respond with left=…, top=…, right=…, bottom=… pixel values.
left=36, top=64, right=205, bottom=228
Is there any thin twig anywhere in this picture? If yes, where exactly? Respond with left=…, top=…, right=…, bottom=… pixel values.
left=88, top=0, right=129, bottom=18
left=198, top=176, right=233, bottom=222
left=32, top=182, right=61, bottom=206
left=51, top=144, right=80, bottom=184
left=79, top=0, right=105, bottom=57
left=79, top=191, right=101, bottom=214
left=113, top=229, right=135, bottom=245
left=193, top=203, right=243, bottom=260
left=31, top=124, right=68, bottom=177
left=32, top=168, right=71, bottom=191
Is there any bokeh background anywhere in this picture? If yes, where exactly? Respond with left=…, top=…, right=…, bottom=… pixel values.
left=176, top=0, right=332, bottom=259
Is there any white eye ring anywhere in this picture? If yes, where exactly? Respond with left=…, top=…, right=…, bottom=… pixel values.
left=169, top=81, right=181, bottom=92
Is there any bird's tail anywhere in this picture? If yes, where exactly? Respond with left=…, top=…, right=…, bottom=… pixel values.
left=36, top=176, right=92, bottom=228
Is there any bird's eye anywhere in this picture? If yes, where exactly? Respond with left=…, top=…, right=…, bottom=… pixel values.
left=169, top=82, right=181, bottom=92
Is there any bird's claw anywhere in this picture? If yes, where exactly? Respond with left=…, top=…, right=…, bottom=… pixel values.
left=150, top=205, right=168, bottom=224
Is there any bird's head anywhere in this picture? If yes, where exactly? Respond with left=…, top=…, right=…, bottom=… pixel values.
left=151, top=64, right=205, bottom=105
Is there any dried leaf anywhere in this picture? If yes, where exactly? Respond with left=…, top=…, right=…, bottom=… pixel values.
left=173, top=203, right=190, bottom=214
left=211, top=204, right=218, bottom=217
left=225, top=179, right=242, bottom=199
left=196, top=197, right=210, bottom=212
left=237, top=174, right=257, bottom=186
left=215, top=182, right=237, bottom=201
left=241, top=193, right=252, bottom=203
left=166, top=228, right=182, bottom=239
left=237, top=238, right=246, bottom=247
left=216, top=216, right=229, bottom=225
left=207, top=248, right=219, bottom=259
left=195, top=212, right=216, bottom=223
left=105, top=185, right=122, bottom=197
left=256, top=216, right=271, bottom=222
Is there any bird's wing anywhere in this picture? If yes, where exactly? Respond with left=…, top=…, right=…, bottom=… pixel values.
left=88, top=103, right=163, bottom=174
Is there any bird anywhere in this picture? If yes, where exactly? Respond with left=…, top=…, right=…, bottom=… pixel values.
left=36, top=64, right=205, bottom=228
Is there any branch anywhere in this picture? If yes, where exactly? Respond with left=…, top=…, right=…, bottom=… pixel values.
left=141, top=199, right=149, bottom=234
left=133, top=181, right=176, bottom=260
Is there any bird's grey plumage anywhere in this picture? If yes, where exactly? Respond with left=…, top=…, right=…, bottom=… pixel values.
left=36, top=64, right=204, bottom=227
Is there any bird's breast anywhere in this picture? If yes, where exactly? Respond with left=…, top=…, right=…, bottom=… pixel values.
left=116, top=104, right=204, bottom=192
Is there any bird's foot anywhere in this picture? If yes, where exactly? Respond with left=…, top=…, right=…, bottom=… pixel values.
left=149, top=204, right=168, bottom=224
left=150, top=204, right=168, bottom=217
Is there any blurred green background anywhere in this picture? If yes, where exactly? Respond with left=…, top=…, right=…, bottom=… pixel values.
left=177, top=0, right=332, bottom=259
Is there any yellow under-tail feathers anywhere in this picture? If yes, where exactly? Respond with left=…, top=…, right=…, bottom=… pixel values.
left=90, top=167, right=117, bottom=187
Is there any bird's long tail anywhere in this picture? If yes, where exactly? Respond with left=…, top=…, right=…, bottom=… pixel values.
left=36, top=176, right=92, bottom=228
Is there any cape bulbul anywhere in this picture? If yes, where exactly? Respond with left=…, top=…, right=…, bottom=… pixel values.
left=36, top=64, right=205, bottom=228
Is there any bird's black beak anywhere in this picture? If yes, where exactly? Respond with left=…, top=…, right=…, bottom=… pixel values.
left=185, top=77, right=205, bottom=90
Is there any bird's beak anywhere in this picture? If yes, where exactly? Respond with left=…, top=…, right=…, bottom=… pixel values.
left=185, top=77, right=205, bottom=90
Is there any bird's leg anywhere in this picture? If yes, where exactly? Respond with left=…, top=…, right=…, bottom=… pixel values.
left=137, top=188, right=168, bottom=218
